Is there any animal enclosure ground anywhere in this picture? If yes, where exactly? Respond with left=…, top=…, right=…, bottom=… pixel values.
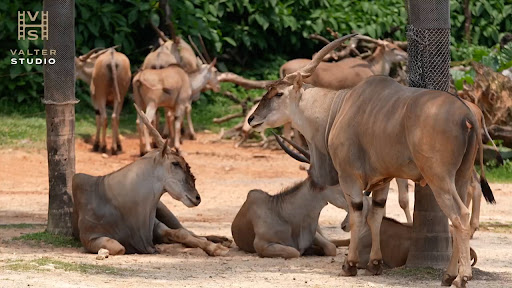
left=1, top=133, right=512, bottom=287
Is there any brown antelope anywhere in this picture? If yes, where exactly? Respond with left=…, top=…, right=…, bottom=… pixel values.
left=75, top=47, right=131, bottom=155
left=72, top=104, right=230, bottom=256
left=279, top=35, right=407, bottom=90
left=248, top=35, right=495, bottom=288
left=133, top=59, right=218, bottom=154
left=232, top=178, right=347, bottom=259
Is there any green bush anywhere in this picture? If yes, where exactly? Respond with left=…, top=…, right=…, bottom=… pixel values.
left=1, top=0, right=511, bottom=114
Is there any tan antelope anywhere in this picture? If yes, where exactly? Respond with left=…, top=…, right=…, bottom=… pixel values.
left=142, top=26, right=199, bottom=72
left=279, top=35, right=407, bottom=90
left=248, top=35, right=495, bottom=288
left=133, top=59, right=218, bottom=154
left=72, top=104, right=230, bottom=256
left=75, top=47, right=131, bottom=155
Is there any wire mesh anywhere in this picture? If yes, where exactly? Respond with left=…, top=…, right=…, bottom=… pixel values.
left=43, top=0, right=77, bottom=104
left=406, top=0, right=451, bottom=92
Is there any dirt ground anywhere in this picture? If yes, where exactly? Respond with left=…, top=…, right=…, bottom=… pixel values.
left=1, top=133, right=512, bottom=287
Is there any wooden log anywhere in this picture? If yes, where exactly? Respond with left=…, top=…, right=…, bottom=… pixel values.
left=213, top=112, right=244, bottom=124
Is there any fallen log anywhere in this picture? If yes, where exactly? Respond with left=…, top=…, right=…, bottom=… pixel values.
left=217, top=72, right=273, bottom=89
left=488, top=125, right=512, bottom=148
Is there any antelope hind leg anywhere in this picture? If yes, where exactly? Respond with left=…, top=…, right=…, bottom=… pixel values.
left=253, top=237, right=300, bottom=259
left=87, top=236, right=126, bottom=255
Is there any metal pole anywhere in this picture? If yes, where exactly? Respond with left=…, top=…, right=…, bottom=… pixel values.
left=43, top=0, right=77, bottom=236
left=405, top=0, right=453, bottom=268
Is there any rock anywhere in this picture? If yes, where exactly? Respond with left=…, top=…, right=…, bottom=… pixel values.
left=101, top=153, right=109, bottom=158
left=96, top=248, right=109, bottom=260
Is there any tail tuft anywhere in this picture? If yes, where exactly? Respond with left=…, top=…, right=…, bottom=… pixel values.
left=480, top=175, right=496, bottom=204
left=496, top=152, right=504, bottom=166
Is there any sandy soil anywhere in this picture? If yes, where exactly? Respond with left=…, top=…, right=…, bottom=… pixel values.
left=0, top=133, right=511, bottom=287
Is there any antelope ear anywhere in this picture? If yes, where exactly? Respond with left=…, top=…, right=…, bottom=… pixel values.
left=293, top=73, right=303, bottom=92
left=161, top=138, right=170, bottom=158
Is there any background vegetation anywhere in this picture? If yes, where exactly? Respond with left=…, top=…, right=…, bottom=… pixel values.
left=1, top=0, right=511, bottom=178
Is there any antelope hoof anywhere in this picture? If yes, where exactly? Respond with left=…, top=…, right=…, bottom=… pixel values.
left=205, top=243, right=229, bottom=257
left=365, top=259, right=383, bottom=275
left=450, top=275, right=469, bottom=288
left=441, top=273, right=456, bottom=286
left=100, top=145, right=107, bottom=153
left=111, top=148, right=118, bottom=156
left=341, top=260, right=358, bottom=276
left=117, top=143, right=123, bottom=152
left=151, top=142, right=158, bottom=149
left=92, top=142, right=100, bottom=152
left=190, top=134, right=197, bottom=140
left=140, top=151, right=147, bottom=157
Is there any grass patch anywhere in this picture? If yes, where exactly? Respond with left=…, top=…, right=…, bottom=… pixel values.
left=385, top=267, right=443, bottom=280
left=12, top=231, right=81, bottom=248
left=3, top=257, right=125, bottom=275
left=0, top=223, right=43, bottom=229
left=479, top=222, right=512, bottom=233
left=484, top=160, right=512, bottom=183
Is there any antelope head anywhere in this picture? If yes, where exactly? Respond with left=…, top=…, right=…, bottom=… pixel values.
left=248, top=34, right=357, bottom=131
left=75, top=46, right=119, bottom=84
left=134, top=104, right=200, bottom=208
left=356, top=35, right=408, bottom=63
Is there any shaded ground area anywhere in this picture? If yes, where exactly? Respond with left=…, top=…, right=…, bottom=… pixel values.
left=1, top=133, right=512, bottom=287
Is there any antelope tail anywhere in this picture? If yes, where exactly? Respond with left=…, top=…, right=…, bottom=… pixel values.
left=474, top=118, right=496, bottom=204
left=481, top=117, right=504, bottom=165
left=110, top=50, right=121, bottom=103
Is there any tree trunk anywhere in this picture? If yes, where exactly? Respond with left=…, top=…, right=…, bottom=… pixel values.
left=464, top=0, right=471, bottom=42
left=43, top=0, right=76, bottom=236
left=405, top=0, right=452, bottom=268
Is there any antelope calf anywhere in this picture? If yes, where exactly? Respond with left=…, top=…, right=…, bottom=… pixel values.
left=75, top=47, right=131, bottom=155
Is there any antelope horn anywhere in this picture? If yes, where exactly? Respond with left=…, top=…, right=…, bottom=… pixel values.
left=309, top=34, right=331, bottom=45
left=188, top=35, right=208, bottom=64
left=278, top=133, right=310, bottom=160
left=288, top=33, right=357, bottom=80
left=198, top=34, right=212, bottom=64
left=354, top=35, right=384, bottom=45
left=134, top=104, right=165, bottom=148
left=150, top=20, right=170, bottom=42
left=273, top=132, right=310, bottom=164
left=88, top=45, right=120, bottom=60
left=78, top=47, right=104, bottom=61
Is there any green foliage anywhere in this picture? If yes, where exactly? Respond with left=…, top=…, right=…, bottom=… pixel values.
left=450, top=0, right=512, bottom=47
left=485, top=159, right=512, bottom=183
left=12, top=231, right=82, bottom=248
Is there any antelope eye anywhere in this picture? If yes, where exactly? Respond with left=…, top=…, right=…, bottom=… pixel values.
left=275, top=92, right=283, bottom=97
left=172, top=161, right=180, bottom=167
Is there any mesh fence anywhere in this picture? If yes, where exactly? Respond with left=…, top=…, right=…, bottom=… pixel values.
left=43, top=0, right=77, bottom=104
left=406, top=0, right=451, bottom=91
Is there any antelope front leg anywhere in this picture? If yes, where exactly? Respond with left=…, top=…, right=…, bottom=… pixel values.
left=313, top=232, right=337, bottom=256
left=365, top=184, right=389, bottom=275
left=155, top=222, right=228, bottom=256
left=185, top=104, right=196, bottom=140
left=173, top=110, right=184, bottom=149
left=340, top=180, right=364, bottom=276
